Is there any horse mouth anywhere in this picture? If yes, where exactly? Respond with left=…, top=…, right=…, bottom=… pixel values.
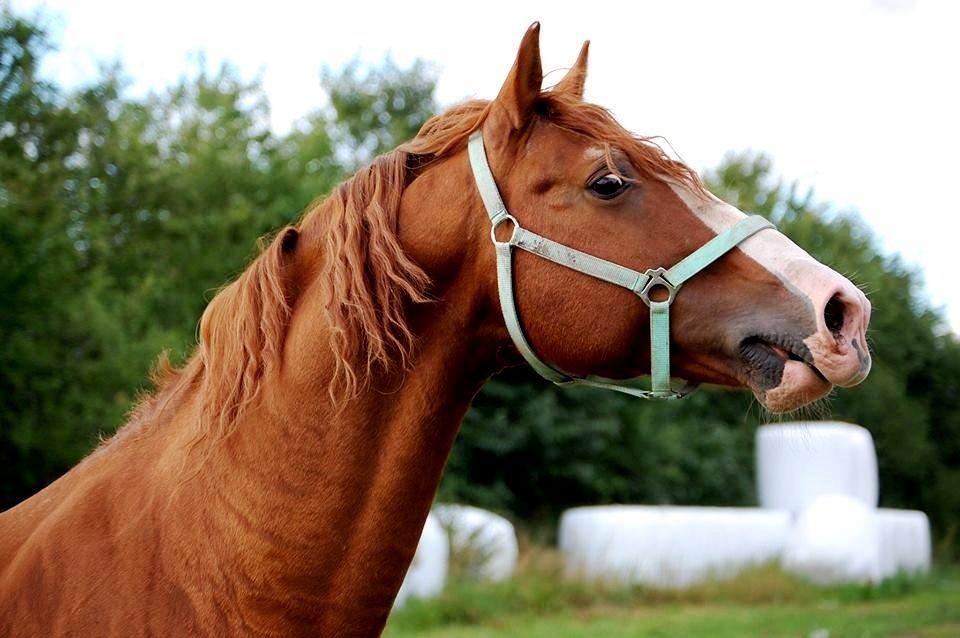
left=739, top=334, right=829, bottom=397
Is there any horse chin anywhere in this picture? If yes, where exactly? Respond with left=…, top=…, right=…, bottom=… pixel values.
left=754, top=359, right=833, bottom=413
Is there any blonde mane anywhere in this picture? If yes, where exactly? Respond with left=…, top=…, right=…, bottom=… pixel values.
left=147, top=93, right=702, bottom=442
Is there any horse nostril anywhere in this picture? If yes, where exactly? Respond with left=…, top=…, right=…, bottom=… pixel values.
left=824, top=294, right=846, bottom=336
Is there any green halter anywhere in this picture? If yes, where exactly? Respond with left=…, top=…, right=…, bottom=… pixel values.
left=467, top=131, right=774, bottom=400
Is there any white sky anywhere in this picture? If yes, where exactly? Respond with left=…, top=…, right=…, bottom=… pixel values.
left=12, top=0, right=960, bottom=333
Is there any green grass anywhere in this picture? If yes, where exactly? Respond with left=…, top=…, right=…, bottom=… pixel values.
left=385, top=547, right=960, bottom=637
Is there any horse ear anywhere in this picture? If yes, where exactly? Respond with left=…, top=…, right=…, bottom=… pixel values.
left=494, top=22, right=543, bottom=130
left=552, top=40, right=589, bottom=99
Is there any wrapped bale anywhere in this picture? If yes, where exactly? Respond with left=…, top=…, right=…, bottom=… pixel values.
left=558, top=505, right=791, bottom=588
left=783, top=494, right=881, bottom=585
left=433, top=504, right=518, bottom=582
left=756, top=421, right=879, bottom=514
left=394, top=513, right=448, bottom=608
left=877, top=509, right=931, bottom=579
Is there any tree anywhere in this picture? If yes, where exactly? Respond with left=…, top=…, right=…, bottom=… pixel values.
left=322, top=58, right=438, bottom=168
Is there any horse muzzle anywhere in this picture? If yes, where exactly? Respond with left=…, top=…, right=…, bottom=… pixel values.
left=749, top=264, right=872, bottom=412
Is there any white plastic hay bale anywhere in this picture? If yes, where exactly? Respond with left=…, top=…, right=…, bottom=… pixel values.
left=433, top=504, right=519, bottom=582
left=394, top=513, right=448, bottom=608
left=558, top=505, right=791, bottom=588
left=877, top=509, right=931, bottom=579
left=756, top=421, right=879, bottom=514
left=782, top=494, right=882, bottom=585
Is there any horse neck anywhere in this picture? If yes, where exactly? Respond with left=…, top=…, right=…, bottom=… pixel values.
left=161, top=163, right=501, bottom=632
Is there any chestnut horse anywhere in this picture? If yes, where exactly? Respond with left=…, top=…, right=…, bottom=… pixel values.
left=0, top=24, right=871, bottom=637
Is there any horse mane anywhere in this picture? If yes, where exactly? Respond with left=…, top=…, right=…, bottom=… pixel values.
left=141, top=91, right=703, bottom=444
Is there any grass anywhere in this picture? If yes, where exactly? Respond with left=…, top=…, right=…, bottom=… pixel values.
left=385, top=546, right=960, bottom=637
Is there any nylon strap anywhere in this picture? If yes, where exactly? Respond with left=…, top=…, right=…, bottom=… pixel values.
left=467, top=132, right=508, bottom=222
left=467, top=130, right=773, bottom=400
left=494, top=241, right=568, bottom=384
left=649, top=300, right=671, bottom=393
left=666, top=214, right=773, bottom=286
left=514, top=229, right=650, bottom=294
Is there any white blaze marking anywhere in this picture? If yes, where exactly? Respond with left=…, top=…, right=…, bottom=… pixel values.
left=667, top=183, right=824, bottom=287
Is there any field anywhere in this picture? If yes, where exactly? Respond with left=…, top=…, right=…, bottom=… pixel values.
left=385, top=548, right=960, bottom=637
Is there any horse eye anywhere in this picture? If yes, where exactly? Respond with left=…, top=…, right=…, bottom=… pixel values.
left=588, top=173, right=629, bottom=199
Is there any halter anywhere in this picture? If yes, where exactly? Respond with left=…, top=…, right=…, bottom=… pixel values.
left=467, top=131, right=774, bottom=400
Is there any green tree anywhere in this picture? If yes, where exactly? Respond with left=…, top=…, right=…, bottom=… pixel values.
left=322, top=58, right=438, bottom=169
left=0, top=10, right=118, bottom=501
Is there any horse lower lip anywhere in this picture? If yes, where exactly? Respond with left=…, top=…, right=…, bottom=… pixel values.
left=758, top=359, right=834, bottom=412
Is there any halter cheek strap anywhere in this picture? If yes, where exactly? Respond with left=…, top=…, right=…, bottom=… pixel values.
left=468, top=131, right=774, bottom=400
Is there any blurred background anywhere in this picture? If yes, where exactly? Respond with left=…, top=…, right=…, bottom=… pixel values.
left=2, top=0, right=958, bottom=635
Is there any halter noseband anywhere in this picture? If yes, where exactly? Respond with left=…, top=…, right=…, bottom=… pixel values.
left=467, top=131, right=774, bottom=400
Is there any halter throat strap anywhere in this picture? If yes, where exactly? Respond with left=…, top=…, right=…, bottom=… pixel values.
left=467, top=130, right=773, bottom=400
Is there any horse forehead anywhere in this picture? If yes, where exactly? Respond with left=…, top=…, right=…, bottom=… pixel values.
left=523, top=125, right=594, bottom=166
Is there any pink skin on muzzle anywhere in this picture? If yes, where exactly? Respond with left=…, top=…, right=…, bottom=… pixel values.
left=757, top=249, right=872, bottom=412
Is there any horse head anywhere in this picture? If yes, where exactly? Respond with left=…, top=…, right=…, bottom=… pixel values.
left=400, top=24, right=871, bottom=412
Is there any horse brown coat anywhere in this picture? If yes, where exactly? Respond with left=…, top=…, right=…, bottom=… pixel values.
left=0, top=24, right=869, bottom=637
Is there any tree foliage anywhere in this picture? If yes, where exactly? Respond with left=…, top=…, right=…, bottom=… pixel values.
left=2, top=9, right=958, bottom=556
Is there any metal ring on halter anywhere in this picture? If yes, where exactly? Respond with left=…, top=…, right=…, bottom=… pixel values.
left=637, top=267, right=680, bottom=306
left=490, top=213, right=520, bottom=245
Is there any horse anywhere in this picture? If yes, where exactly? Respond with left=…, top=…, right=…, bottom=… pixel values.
left=0, top=23, right=871, bottom=637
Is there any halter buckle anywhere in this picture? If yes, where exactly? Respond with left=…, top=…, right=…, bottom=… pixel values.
left=490, top=212, right=520, bottom=246
left=637, top=267, right=679, bottom=306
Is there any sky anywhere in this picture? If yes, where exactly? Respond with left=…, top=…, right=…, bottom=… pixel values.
left=12, top=0, right=960, bottom=332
